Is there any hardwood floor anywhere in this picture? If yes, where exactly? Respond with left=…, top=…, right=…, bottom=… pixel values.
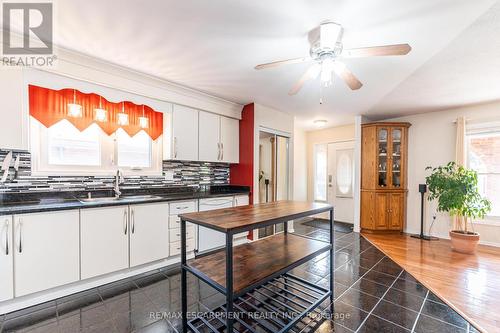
left=362, top=233, right=500, bottom=333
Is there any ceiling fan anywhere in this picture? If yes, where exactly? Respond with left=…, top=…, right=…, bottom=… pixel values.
left=254, top=21, right=412, bottom=95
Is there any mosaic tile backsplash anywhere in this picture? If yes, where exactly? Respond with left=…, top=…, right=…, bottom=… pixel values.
left=0, top=149, right=230, bottom=194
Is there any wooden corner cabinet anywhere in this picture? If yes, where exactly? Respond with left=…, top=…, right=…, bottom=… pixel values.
left=361, top=122, right=411, bottom=233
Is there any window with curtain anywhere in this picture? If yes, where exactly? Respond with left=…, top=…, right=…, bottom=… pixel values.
left=314, top=144, right=328, bottom=201
left=31, top=118, right=162, bottom=175
left=467, top=123, right=500, bottom=218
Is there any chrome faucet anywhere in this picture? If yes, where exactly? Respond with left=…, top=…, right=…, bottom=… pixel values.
left=114, top=169, right=125, bottom=198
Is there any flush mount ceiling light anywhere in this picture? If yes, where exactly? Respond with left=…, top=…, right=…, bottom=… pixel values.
left=117, top=102, right=129, bottom=126
left=313, top=119, right=328, bottom=127
left=255, top=21, right=411, bottom=96
left=94, top=96, right=107, bottom=122
left=67, top=89, right=82, bottom=118
left=139, top=105, right=149, bottom=129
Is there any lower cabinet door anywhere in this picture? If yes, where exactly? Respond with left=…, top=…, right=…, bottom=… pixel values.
left=374, top=193, right=389, bottom=230
left=14, top=211, right=80, bottom=297
left=389, top=193, right=404, bottom=230
left=129, top=203, right=169, bottom=267
left=0, top=216, right=13, bottom=301
left=81, top=207, right=129, bottom=280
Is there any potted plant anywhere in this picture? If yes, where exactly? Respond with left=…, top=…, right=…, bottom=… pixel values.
left=425, top=162, right=491, bottom=254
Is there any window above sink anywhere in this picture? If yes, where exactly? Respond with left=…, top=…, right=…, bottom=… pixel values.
left=30, top=118, right=163, bottom=176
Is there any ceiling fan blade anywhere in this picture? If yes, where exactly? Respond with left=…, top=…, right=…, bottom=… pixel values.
left=343, top=43, right=411, bottom=58
left=288, top=64, right=321, bottom=95
left=333, top=62, right=363, bottom=90
left=255, top=57, right=310, bottom=70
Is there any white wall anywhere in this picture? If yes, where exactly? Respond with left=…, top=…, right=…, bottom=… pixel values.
left=293, top=121, right=307, bottom=201
left=387, top=101, right=500, bottom=246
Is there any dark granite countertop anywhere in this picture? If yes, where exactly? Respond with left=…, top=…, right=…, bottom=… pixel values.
left=0, top=185, right=250, bottom=216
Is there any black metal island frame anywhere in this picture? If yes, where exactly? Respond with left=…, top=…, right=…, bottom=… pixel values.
left=179, top=200, right=334, bottom=333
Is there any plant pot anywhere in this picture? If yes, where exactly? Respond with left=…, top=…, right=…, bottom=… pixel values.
left=449, top=230, right=480, bottom=254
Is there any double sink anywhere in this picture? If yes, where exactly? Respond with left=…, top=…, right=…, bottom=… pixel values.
left=78, top=194, right=162, bottom=204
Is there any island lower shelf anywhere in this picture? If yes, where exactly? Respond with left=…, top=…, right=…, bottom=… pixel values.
left=186, top=233, right=331, bottom=297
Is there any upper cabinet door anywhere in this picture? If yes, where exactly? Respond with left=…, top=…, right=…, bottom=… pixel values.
left=390, top=127, right=404, bottom=189
left=198, top=111, right=221, bottom=162
left=220, top=117, right=239, bottom=163
left=13, top=211, right=80, bottom=297
left=172, top=105, right=199, bottom=161
left=376, top=127, right=389, bottom=189
left=0, top=68, right=27, bottom=150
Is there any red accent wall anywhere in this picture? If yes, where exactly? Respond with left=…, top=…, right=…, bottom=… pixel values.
left=230, top=103, right=255, bottom=240
left=230, top=103, right=254, bottom=203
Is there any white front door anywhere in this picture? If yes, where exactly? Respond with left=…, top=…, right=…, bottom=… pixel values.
left=327, top=141, right=355, bottom=224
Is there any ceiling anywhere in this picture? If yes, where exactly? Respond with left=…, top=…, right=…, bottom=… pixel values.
left=21, top=0, right=500, bottom=129
left=371, top=1, right=500, bottom=119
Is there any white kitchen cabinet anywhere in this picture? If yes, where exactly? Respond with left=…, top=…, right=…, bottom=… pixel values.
left=198, top=197, right=234, bottom=253
left=234, top=195, right=249, bottom=207
left=81, top=206, right=129, bottom=280
left=172, top=104, right=199, bottom=161
left=168, top=201, right=197, bottom=257
left=13, top=211, right=80, bottom=297
left=233, top=195, right=250, bottom=243
left=199, top=111, right=221, bottom=162
left=198, top=111, right=240, bottom=163
left=0, top=68, right=27, bottom=150
left=220, top=116, right=239, bottom=163
left=129, top=203, right=169, bottom=267
left=0, top=216, right=13, bottom=302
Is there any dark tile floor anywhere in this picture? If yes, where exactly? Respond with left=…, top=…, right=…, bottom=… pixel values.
left=0, top=221, right=479, bottom=333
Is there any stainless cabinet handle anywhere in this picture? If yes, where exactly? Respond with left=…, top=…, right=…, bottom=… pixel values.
left=217, top=143, right=221, bottom=161
left=123, top=209, right=128, bottom=235
left=221, top=142, right=224, bottom=161
left=17, top=219, right=22, bottom=253
left=176, top=206, right=189, bottom=210
left=131, top=209, right=135, bottom=234
left=4, top=219, right=9, bottom=256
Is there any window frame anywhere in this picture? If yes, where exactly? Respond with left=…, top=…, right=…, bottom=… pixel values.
left=30, top=118, right=163, bottom=176
left=466, top=122, right=500, bottom=222
left=313, top=144, right=328, bottom=202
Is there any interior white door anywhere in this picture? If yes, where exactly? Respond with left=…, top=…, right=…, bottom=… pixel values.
left=327, top=141, right=355, bottom=224
left=172, top=104, right=199, bottom=161
left=81, top=206, right=129, bottom=280
left=13, top=211, right=80, bottom=297
left=220, top=117, right=239, bottom=163
left=199, top=111, right=221, bottom=162
left=198, top=197, right=233, bottom=253
left=129, top=203, right=169, bottom=267
left=0, top=216, right=13, bottom=302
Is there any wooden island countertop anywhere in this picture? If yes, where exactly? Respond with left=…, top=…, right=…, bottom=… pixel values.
left=179, top=200, right=332, bottom=233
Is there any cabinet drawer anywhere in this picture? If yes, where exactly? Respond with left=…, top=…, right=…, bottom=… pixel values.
left=170, top=239, right=195, bottom=256
left=169, top=226, right=196, bottom=243
left=169, top=201, right=196, bottom=216
left=169, top=216, right=196, bottom=229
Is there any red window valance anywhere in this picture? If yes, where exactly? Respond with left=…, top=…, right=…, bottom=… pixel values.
left=29, top=85, right=163, bottom=140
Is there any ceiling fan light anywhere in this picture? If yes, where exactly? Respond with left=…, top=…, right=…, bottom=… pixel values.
left=320, top=58, right=335, bottom=84
left=320, top=22, right=343, bottom=50
left=67, top=103, right=83, bottom=118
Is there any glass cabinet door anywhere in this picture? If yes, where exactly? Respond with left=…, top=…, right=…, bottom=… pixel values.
left=377, top=128, right=389, bottom=188
left=390, top=128, right=403, bottom=188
